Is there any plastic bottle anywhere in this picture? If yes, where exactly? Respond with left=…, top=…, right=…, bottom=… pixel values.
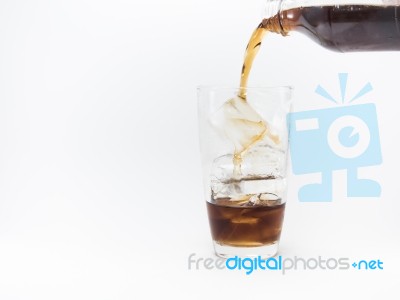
left=263, top=0, right=400, bottom=52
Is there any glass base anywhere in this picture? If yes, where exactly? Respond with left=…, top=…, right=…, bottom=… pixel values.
left=212, top=241, right=279, bottom=259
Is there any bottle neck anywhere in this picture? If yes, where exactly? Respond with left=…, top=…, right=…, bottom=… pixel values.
left=262, top=0, right=287, bottom=35
left=262, top=15, right=287, bottom=35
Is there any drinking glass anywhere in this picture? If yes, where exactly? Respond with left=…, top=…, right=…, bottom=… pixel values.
left=197, top=86, right=292, bottom=258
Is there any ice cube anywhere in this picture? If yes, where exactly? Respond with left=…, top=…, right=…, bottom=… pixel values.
left=210, top=96, right=267, bottom=155
left=210, top=154, right=246, bottom=200
left=243, top=193, right=282, bottom=207
left=247, top=194, right=261, bottom=206
left=211, top=144, right=286, bottom=180
left=210, top=149, right=286, bottom=201
left=240, top=143, right=286, bottom=177
left=211, top=176, right=247, bottom=201
left=211, top=173, right=286, bottom=201
left=211, top=154, right=234, bottom=180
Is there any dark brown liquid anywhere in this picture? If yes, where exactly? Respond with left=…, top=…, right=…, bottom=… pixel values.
left=238, top=24, right=266, bottom=99
left=206, top=200, right=285, bottom=247
left=275, top=5, right=400, bottom=52
left=235, top=25, right=273, bottom=171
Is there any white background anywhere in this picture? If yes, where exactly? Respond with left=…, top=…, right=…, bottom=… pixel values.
left=0, top=0, right=399, bottom=299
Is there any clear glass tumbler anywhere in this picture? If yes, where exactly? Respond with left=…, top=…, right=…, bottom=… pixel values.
left=197, top=86, right=292, bottom=258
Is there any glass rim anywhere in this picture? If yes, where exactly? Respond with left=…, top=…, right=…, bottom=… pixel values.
left=197, top=85, right=293, bottom=92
